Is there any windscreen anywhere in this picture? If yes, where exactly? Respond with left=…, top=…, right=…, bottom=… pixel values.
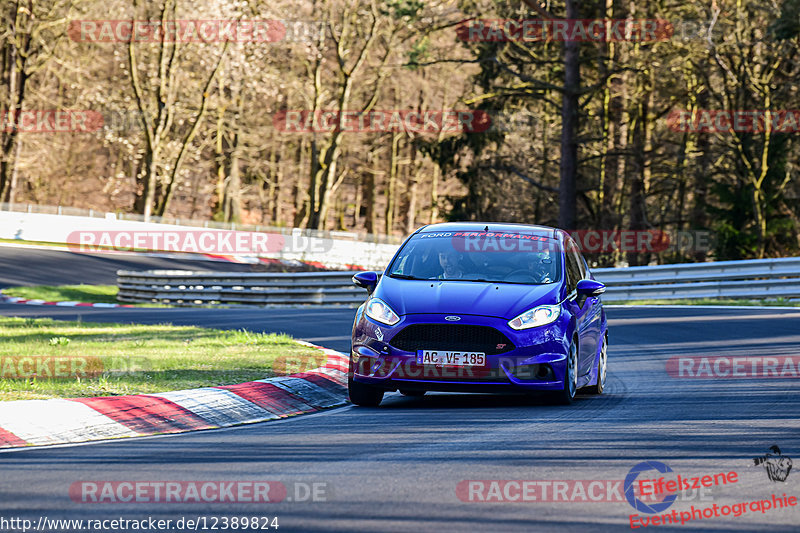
left=388, top=230, right=562, bottom=285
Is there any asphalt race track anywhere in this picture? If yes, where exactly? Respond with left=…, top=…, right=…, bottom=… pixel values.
left=0, top=246, right=257, bottom=288
left=1, top=248, right=799, bottom=531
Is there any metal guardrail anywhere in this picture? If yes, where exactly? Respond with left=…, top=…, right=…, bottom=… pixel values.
left=593, top=257, right=800, bottom=301
left=117, top=270, right=363, bottom=306
left=592, top=257, right=800, bottom=284
left=117, top=257, right=800, bottom=306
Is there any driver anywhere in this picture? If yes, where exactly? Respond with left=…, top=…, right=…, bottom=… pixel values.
left=438, top=250, right=464, bottom=279
left=525, top=253, right=554, bottom=283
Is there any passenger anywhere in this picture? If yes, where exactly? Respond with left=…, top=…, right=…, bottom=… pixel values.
left=414, top=244, right=441, bottom=279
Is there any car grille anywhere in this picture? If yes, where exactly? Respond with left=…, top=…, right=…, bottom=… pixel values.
left=389, top=324, right=514, bottom=355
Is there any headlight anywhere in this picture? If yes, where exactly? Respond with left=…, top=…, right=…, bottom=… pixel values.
left=364, top=298, right=400, bottom=326
left=508, top=304, right=561, bottom=330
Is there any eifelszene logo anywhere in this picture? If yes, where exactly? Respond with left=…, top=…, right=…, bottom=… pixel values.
left=624, top=461, right=678, bottom=514
left=753, top=446, right=793, bottom=482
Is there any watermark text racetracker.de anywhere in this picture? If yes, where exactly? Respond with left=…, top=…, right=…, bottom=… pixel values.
left=455, top=19, right=673, bottom=42
left=666, top=356, right=800, bottom=379
left=0, top=355, right=150, bottom=380
left=566, top=230, right=712, bottom=255
left=273, top=110, right=492, bottom=134
left=415, top=229, right=712, bottom=255
left=667, top=109, right=800, bottom=133
left=0, top=110, right=103, bottom=133
left=456, top=479, right=712, bottom=503
left=66, top=229, right=332, bottom=256
left=70, top=480, right=331, bottom=504
left=69, top=19, right=324, bottom=43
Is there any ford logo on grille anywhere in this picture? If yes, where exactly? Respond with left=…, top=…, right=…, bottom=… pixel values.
left=445, top=316, right=461, bottom=321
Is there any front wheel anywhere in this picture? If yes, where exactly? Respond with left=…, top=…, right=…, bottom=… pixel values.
left=348, top=376, right=384, bottom=407
left=583, top=334, right=607, bottom=395
left=551, top=338, right=578, bottom=405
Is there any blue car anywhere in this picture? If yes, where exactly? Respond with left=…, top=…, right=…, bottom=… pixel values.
left=348, top=222, right=608, bottom=407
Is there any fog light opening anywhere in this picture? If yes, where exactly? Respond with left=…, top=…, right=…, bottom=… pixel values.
left=535, top=364, right=554, bottom=380
left=511, top=363, right=554, bottom=381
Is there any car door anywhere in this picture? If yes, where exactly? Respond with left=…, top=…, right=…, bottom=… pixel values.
left=563, top=239, right=593, bottom=378
left=575, top=250, right=601, bottom=376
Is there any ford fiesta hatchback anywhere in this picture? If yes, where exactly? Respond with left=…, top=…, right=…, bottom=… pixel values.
left=348, top=222, right=608, bottom=407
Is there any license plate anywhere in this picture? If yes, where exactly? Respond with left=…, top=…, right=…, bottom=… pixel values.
left=417, top=350, right=486, bottom=366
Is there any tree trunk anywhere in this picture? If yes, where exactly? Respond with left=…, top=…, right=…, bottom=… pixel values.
left=385, top=133, right=401, bottom=234
left=293, top=139, right=310, bottom=228
left=353, top=176, right=362, bottom=227
left=626, top=81, right=651, bottom=266
left=429, top=163, right=439, bottom=224
left=598, top=0, right=617, bottom=232
left=363, top=170, right=375, bottom=234
left=690, top=86, right=711, bottom=261
left=406, top=141, right=420, bottom=234
left=265, top=147, right=280, bottom=225
left=213, top=105, right=228, bottom=221
left=141, top=154, right=159, bottom=220
left=226, top=147, right=242, bottom=223
left=3, top=135, right=22, bottom=203
left=558, top=0, right=580, bottom=230
left=0, top=6, right=28, bottom=203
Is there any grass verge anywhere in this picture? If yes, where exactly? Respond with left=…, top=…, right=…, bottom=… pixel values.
left=0, top=238, right=68, bottom=248
left=4, top=284, right=124, bottom=304
left=1, top=284, right=171, bottom=307
left=0, top=317, right=323, bottom=401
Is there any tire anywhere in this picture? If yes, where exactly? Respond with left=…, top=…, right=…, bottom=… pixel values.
left=552, top=338, right=578, bottom=405
left=399, top=389, right=425, bottom=397
left=348, top=376, right=384, bottom=407
left=583, top=333, right=607, bottom=395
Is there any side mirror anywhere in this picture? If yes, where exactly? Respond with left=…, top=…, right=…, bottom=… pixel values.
left=352, top=271, right=379, bottom=293
left=576, top=279, right=606, bottom=297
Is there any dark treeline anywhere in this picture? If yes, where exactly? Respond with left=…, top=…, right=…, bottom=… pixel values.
left=1, top=0, right=798, bottom=265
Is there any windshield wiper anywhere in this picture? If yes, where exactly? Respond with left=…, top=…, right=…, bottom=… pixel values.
left=460, top=278, right=542, bottom=285
left=389, top=273, right=424, bottom=280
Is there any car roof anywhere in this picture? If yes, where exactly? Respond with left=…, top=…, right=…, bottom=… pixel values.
left=417, top=222, right=560, bottom=239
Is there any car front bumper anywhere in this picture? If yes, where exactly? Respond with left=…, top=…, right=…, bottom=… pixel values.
left=350, top=312, right=572, bottom=393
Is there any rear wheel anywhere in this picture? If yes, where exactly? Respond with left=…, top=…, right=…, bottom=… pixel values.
left=552, top=338, right=578, bottom=405
left=348, top=376, right=384, bottom=407
left=399, top=389, right=425, bottom=397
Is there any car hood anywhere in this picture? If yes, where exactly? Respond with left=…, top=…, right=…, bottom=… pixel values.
left=374, top=275, right=563, bottom=319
